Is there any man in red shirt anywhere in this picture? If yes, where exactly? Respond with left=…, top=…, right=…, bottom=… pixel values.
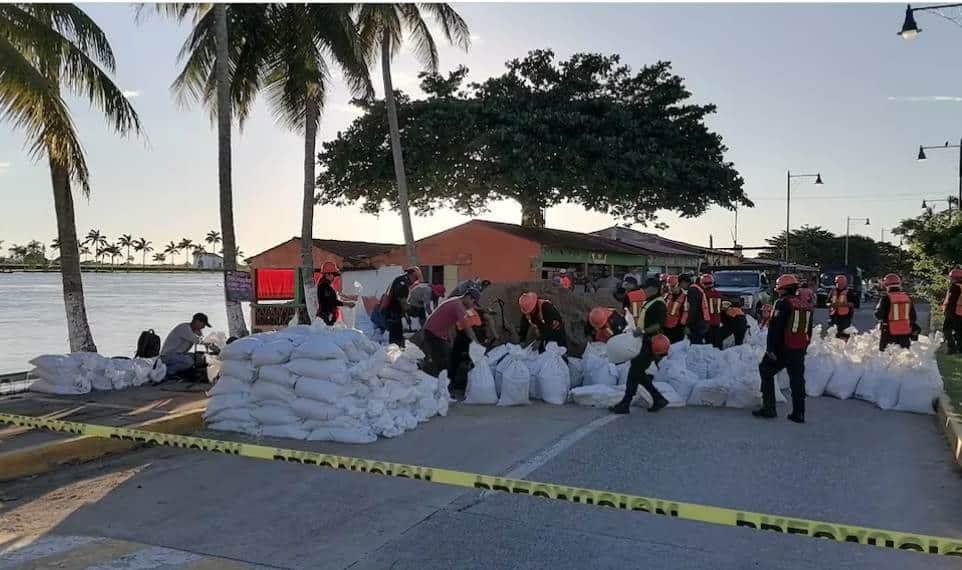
left=420, top=289, right=480, bottom=377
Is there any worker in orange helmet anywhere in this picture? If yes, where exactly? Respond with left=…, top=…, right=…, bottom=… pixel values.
left=518, top=292, right=567, bottom=352
left=875, top=273, right=917, bottom=352
left=753, top=274, right=812, bottom=423
left=610, top=334, right=672, bottom=414
left=663, top=274, right=687, bottom=343
left=757, top=303, right=774, bottom=329
left=944, top=268, right=962, bottom=355
left=700, top=273, right=723, bottom=347
left=316, top=261, right=355, bottom=326
left=828, top=274, right=855, bottom=340
left=585, top=307, right=628, bottom=343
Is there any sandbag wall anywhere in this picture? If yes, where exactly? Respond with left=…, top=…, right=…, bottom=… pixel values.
left=28, top=353, right=166, bottom=395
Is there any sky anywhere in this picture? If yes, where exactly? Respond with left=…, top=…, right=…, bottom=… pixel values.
left=2, top=2, right=962, bottom=260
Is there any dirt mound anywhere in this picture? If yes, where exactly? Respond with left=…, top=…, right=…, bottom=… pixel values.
left=479, top=281, right=620, bottom=357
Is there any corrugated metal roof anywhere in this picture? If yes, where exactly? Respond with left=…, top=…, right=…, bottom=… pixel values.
left=474, top=220, right=653, bottom=256
left=246, top=237, right=400, bottom=265
left=591, top=226, right=704, bottom=258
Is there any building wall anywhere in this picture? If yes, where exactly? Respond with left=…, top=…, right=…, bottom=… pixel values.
left=247, top=239, right=345, bottom=270
left=371, top=222, right=542, bottom=283
left=192, top=253, right=224, bottom=269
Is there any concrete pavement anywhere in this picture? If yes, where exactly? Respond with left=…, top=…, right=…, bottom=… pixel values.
left=813, top=303, right=932, bottom=334
left=2, top=397, right=960, bottom=569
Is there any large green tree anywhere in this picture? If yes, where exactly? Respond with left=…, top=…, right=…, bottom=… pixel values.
left=317, top=50, right=750, bottom=228
left=893, top=208, right=962, bottom=306
left=761, top=225, right=893, bottom=278
left=1, top=4, right=142, bottom=351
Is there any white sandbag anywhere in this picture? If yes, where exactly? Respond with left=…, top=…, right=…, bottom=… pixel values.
left=205, top=405, right=255, bottom=424
left=292, top=336, right=347, bottom=360
left=220, top=336, right=261, bottom=361
left=464, top=342, right=498, bottom=404
left=876, top=370, right=904, bottom=410
left=824, top=358, right=862, bottom=400
left=261, top=423, right=311, bottom=440
left=221, top=360, right=256, bottom=383
left=286, top=358, right=348, bottom=379
left=251, top=381, right=296, bottom=404
left=685, top=345, right=720, bottom=380
left=631, top=384, right=653, bottom=408
left=583, top=342, right=618, bottom=387
left=105, top=359, right=136, bottom=390
left=569, top=384, right=623, bottom=407
left=616, top=362, right=630, bottom=386
left=258, top=364, right=297, bottom=389
left=208, top=376, right=250, bottom=397
left=379, top=365, right=416, bottom=383
left=497, top=351, right=531, bottom=407
left=251, top=404, right=301, bottom=425
left=148, top=359, right=167, bottom=383
left=89, top=371, right=113, bottom=391
left=688, top=376, right=728, bottom=407
left=653, top=381, right=685, bottom=407
left=350, top=348, right=388, bottom=380
left=293, top=378, right=344, bottom=403
left=854, top=362, right=885, bottom=403
left=204, top=393, right=251, bottom=419
left=435, top=371, right=451, bottom=417
left=208, top=420, right=258, bottom=434
left=354, top=305, right=378, bottom=340
left=724, top=378, right=760, bottom=408
left=309, top=426, right=378, bottom=444
left=251, top=339, right=295, bottom=367
left=486, top=344, right=510, bottom=368
left=536, top=342, right=569, bottom=405
left=29, top=354, right=79, bottom=372
left=567, top=357, right=584, bottom=389
left=29, top=377, right=91, bottom=395
left=653, top=358, right=696, bottom=401
left=804, top=354, right=834, bottom=397
left=606, top=332, right=642, bottom=364
left=894, top=368, right=941, bottom=414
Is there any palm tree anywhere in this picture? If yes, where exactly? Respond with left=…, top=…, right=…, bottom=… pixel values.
left=83, top=229, right=103, bottom=248
left=106, top=244, right=121, bottom=266
left=117, top=233, right=133, bottom=265
left=177, top=238, right=193, bottom=265
left=205, top=230, right=221, bottom=250
left=152, top=252, right=166, bottom=264
left=133, top=237, right=153, bottom=266
left=79, top=245, right=90, bottom=263
left=356, top=4, right=469, bottom=265
left=163, top=241, right=178, bottom=265
left=50, top=237, right=61, bottom=251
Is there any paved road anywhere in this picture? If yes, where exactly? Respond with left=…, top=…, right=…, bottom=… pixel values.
left=813, top=303, right=931, bottom=335
left=2, top=395, right=959, bottom=569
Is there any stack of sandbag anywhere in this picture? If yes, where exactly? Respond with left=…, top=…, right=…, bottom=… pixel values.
left=465, top=341, right=571, bottom=406
left=28, top=353, right=165, bottom=395
left=204, top=322, right=448, bottom=443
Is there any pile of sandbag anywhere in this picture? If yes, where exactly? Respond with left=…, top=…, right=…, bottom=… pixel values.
left=204, top=323, right=449, bottom=443
left=28, top=353, right=165, bottom=395
left=464, top=341, right=574, bottom=407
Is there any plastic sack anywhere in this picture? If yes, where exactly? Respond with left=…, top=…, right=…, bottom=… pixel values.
left=258, top=364, right=296, bottom=389
left=606, top=332, right=643, bottom=364
left=294, top=378, right=348, bottom=404
left=583, top=343, right=618, bottom=387
left=220, top=336, right=261, bottom=361
left=222, top=360, right=256, bottom=383
left=29, top=377, right=91, bottom=395
left=804, top=354, right=834, bottom=398
left=250, top=381, right=296, bottom=404
left=536, top=342, right=569, bottom=405
left=568, top=357, right=585, bottom=389
left=652, top=381, right=685, bottom=407
left=260, top=423, right=311, bottom=440
left=251, top=339, right=295, bottom=367
left=251, top=404, right=301, bottom=425
left=309, top=425, right=378, bottom=444
left=486, top=344, right=510, bottom=368
left=854, top=362, right=885, bottom=403
left=286, top=358, right=348, bottom=379
left=464, top=342, right=498, bottom=404
left=688, top=375, right=729, bottom=407
left=569, top=384, right=623, bottom=407
left=875, top=370, right=903, bottom=410
left=824, top=358, right=862, bottom=400
left=204, top=393, right=251, bottom=420
left=292, top=336, right=347, bottom=360
left=208, top=375, right=250, bottom=397
left=895, top=368, right=941, bottom=414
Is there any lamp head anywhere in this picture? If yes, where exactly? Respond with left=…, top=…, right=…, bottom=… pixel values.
left=814, top=173, right=823, bottom=185
left=899, top=5, right=921, bottom=39
left=922, top=200, right=928, bottom=208
left=917, top=146, right=927, bottom=161
left=865, top=218, right=871, bottom=226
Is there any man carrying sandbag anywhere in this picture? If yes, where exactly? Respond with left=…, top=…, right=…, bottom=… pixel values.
left=420, top=289, right=481, bottom=381
left=610, top=278, right=669, bottom=414
left=609, top=334, right=671, bottom=414
left=875, top=273, right=917, bottom=352
left=518, top=292, right=567, bottom=352
left=753, top=274, right=812, bottom=423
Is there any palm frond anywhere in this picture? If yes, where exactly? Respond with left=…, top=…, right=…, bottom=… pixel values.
left=398, top=4, right=439, bottom=71
left=418, top=3, right=470, bottom=51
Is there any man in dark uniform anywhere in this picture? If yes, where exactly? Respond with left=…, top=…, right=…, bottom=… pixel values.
left=609, top=334, right=671, bottom=414
left=382, top=267, right=421, bottom=347
left=753, top=274, right=812, bottom=423
left=944, top=268, right=962, bottom=355
left=684, top=274, right=709, bottom=344
left=719, top=299, right=748, bottom=346
left=586, top=307, right=628, bottom=342
left=610, top=277, right=669, bottom=414
left=875, top=273, right=917, bottom=352
left=316, top=261, right=355, bottom=326
left=518, top=292, right=567, bottom=351
left=827, top=274, right=855, bottom=340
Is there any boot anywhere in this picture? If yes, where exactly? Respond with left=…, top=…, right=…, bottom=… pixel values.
left=752, top=408, right=776, bottom=419
left=609, top=400, right=631, bottom=414
left=787, top=413, right=805, bottom=424
left=648, top=396, right=669, bottom=413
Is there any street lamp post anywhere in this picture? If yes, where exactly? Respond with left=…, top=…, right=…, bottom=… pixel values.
left=917, top=141, right=962, bottom=210
left=922, top=197, right=954, bottom=213
left=785, top=170, right=824, bottom=262
left=898, top=3, right=962, bottom=40
left=845, top=216, right=871, bottom=266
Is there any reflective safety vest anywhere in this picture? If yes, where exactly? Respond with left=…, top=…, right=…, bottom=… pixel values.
left=943, top=284, right=962, bottom=318
left=665, top=291, right=689, bottom=329
left=689, top=285, right=711, bottom=324
left=829, top=288, right=851, bottom=317
left=706, top=289, right=723, bottom=327
left=640, top=296, right=666, bottom=333
left=457, top=308, right=483, bottom=331
left=784, top=297, right=813, bottom=350
left=887, top=291, right=912, bottom=336
left=526, top=300, right=562, bottom=332
left=626, top=289, right=647, bottom=324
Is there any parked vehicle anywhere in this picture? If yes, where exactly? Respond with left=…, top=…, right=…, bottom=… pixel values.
left=711, top=270, right=772, bottom=315
left=816, top=266, right=863, bottom=308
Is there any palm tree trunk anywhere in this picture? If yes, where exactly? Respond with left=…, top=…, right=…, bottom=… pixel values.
left=382, top=32, right=417, bottom=266
left=300, top=105, right=320, bottom=323
left=49, top=157, right=97, bottom=353
left=214, top=3, right=250, bottom=338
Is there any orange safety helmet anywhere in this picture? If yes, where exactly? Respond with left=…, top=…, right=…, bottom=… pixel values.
left=650, top=334, right=671, bottom=357
left=834, top=274, right=848, bottom=289
left=949, top=268, right=962, bottom=281
left=882, top=273, right=902, bottom=288
left=519, top=292, right=539, bottom=315
left=699, top=273, right=714, bottom=287
left=405, top=266, right=423, bottom=284
left=665, top=274, right=679, bottom=288
left=588, top=307, right=613, bottom=330
left=320, top=261, right=339, bottom=274
left=775, top=274, right=799, bottom=291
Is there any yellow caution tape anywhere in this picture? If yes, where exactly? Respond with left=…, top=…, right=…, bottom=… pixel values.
left=3, top=411, right=961, bottom=557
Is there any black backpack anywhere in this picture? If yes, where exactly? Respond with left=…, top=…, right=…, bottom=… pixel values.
left=136, top=329, right=161, bottom=358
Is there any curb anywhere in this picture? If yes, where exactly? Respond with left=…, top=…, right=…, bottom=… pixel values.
left=0, top=408, right=204, bottom=482
left=935, top=394, right=962, bottom=471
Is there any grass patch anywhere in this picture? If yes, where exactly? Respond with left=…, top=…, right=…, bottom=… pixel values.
left=938, top=351, right=962, bottom=412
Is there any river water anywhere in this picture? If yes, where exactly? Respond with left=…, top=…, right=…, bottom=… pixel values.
left=0, top=272, right=250, bottom=374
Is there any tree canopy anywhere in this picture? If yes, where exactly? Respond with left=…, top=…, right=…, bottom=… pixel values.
left=893, top=208, right=962, bottom=305
left=759, top=225, right=905, bottom=278
left=316, top=49, right=750, bottom=227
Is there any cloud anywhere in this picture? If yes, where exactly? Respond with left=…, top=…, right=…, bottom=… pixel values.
left=887, top=95, right=962, bottom=102
left=121, top=90, right=141, bottom=99
left=0, top=161, right=9, bottom=174
left=469, top=34, right=483, bottom=45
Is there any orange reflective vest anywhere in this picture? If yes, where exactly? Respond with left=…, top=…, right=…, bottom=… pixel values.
left=457, top=308, right=483, bottom=331
left=943, top=284, right=962, bottom=318
left=689, top=285, right=711, bottom=324
left=706, top=289, right=723, bottom=327
left=887, top=291, right=912, bottom=336
left=829, top=288, right=851, bottom=317
left=626, top=289, right=647, bottom=324
left=784, top=297, right=813, bottom=350
left=665, top=291, right=688, bottom=329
